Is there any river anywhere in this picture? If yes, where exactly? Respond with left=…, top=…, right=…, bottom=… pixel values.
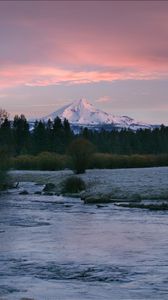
left=0, top=187, right=168, bottom=299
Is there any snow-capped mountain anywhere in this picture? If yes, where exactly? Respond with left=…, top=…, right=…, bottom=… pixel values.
left=43, top=98, right=153, bottom=130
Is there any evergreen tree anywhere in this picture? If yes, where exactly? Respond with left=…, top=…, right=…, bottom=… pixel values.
left=52, top=117, right=64, bottom=153
left=63, top=118, right=73, bottom=146
left=45, top=119, right=53, bottom=152
left=32, top=120, right=46, bottom=154
left=13, top=114, right=30, bottom=155
left=0, top=118, right=13, bottom=153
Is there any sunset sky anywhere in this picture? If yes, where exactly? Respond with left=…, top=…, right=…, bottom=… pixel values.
left=0, top=1, right=168, bottom=124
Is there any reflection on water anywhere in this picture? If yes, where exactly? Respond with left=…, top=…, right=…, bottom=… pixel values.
left=0, top=191, right=168, bottom=300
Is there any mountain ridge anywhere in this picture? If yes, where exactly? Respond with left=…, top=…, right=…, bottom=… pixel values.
left=43, top=98, right=153, bottom=130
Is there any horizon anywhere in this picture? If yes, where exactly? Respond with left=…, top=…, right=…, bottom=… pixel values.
left=23, top=97, right=162, bottom=126
left=0, top=1, right=168, bottom=125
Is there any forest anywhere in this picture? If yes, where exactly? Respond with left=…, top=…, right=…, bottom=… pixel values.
left=0, top=114, right=168, bottom=155
left=0, top=112, right=168, bottom=171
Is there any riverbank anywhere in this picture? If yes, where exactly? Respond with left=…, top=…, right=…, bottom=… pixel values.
left=10, top=167, right=168, bottom=205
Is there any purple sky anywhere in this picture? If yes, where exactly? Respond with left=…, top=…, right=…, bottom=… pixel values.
left=0, top=1, right=168, bottom=124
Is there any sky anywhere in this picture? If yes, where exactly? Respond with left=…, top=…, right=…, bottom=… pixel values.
left=0, top=1, right=168, bottom=124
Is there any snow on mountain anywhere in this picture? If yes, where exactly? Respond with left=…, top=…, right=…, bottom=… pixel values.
left=43, top=98, right=153, bottom=130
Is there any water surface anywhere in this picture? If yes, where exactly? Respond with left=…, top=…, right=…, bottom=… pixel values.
left=0, top=188, right=168, bottom=299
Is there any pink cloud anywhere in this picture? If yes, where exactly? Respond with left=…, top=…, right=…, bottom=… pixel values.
left=0, top=2, right=168, bottom=90
left=0, top=64, right=168, bottom=90
left=96, top=96, right=111, bottom=103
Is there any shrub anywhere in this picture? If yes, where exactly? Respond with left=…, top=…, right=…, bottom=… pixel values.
left=62, top=176, right=86, bottom=193
left=90, top=153, right=168, bottom=169
left=0, top=148, right=10, bottom=190
left=89, top=153, right=130, bottom=169
left=12, top=152, right=71, bottom=171
left=0, top=171, right=9, bottom=190
left=11, top=155, right=37, bottom=170
left=36, top=152, right=68, bottom=170
left=9, top=152, right=168, bottom=171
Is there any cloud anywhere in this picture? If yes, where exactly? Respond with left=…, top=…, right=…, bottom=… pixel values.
left=1, top=1, right=168, bottom=89
left=0, top=64, right=168, bottom=90
left=10, top=103, right=60, bottom=107
left=0, top=94, right=8, bottom=98
left=96, top=96, right=111, bottom=103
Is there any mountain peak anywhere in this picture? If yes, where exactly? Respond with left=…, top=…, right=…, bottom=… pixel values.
left=73, top=98, right=88, bottom=105
left=72, top=98, right=92, bottom=109
left=43, top=98, right=152, bottom=130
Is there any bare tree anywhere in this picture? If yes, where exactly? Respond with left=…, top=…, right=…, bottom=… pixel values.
left=0, top=108, right=9, bottom=126
left=68, top=138, right=95, bottom=174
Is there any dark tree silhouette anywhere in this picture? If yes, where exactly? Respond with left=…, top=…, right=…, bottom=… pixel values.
left=13, top=114, right=30, bottom=155
left=68, top=138, right=95, bottom=174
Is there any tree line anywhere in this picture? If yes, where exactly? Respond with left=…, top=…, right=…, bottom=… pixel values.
left=0, top=113, right=168, bottom=156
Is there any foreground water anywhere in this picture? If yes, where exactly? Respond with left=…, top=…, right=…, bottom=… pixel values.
left=0, top=188, right=168, bottom=299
